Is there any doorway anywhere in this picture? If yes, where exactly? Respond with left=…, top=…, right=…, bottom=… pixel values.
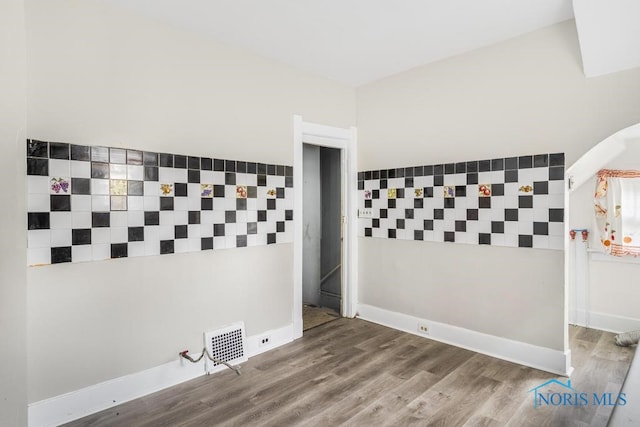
left=302, top=144, right=342, bottom=330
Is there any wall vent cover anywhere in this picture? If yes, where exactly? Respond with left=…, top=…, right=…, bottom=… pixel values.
left=204, top=321, right=247, bottom=373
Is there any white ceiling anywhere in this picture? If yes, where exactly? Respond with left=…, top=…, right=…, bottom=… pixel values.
left=101, top=0, right=575, bottom=86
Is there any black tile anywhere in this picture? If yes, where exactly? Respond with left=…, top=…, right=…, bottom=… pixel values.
left=49, top=142, right=70, bottom=159
left=174, top=155, right=187, bottom=169
left=434, top=175, right=444, bottom=186
left=364, top=228, right=372, bottom=237
left=27, top=140, right=48, bottom=158
left=214, top=224, right=225, bottom=236
left=491, top=158, right=504, bottom=171
left=396, top=219, right=405, bottom=229
left=358, top=181, right=364, bottom=190
left=143, top=151, right=158, bottom=166
left=549, top=166, right=564, bottom=181
left=396, top=188, right=405, bottom=199
left=549, top=208, right=564, bottom=222
left=380, top=209, right=388, bottom=219
left=372, top=189, right=380, bottom=199
left=127, top=150, right=143, bottom=165
left=267, top=199, right=276, bottom=210
left=276, top=187, right=285, bottom=199
left=267, top=164, right=276, bottom=175
left=91, top=212, right=110, bottom=227
left=455, top=185, right=466, bottom=197
left=128, top=227, right=144, bottom=242
left=70, top=144, right=91, bottom=161
left=533, top=222, right=549, bottom=235
left=444, top=198, right=455, bottom=208
left=285, top=210, right=293, bottom=221
left=236, top=198, right=247, bottom=210
left=174, top=183, right=187, bottom=197
left=144, top=166, right=159, bottom=181
left=466, top=161, right=478, bottom=173
left=224, top=160, right=236, bottom=172
left=505, top=209, right=518, bottom=221
left=492, top=183, right=504, bottom=196
left=424, top=165, right=434, bottom=176
left=518, top=235, right=533, bottom=248
left=414, top=166, right=424, bottom=177
left=225, top=211, right=236, bottom=223
left=505, top=157, right=518, bottom=170
left=174, top=225, right=188, bottom=239
left=225, top=172, right=236, bottom=185
left=188, top=169, right=200, bottom=183
left=247, top=222, right=258, bottom=234
left=414, top=230, right=424, bottom=240
left=201, top=198, right=213, bottom=210
left=285, top=177, right=293, bottom=188
left=257, top=163, right=267, bottom=174
left=111, top=243, right=128, bottom=259
left=444, top=232, right=455, bottom=242
left=455, top=221, right=466, bottom=232
left=277, top=164, right=285, bottom=176
left=549, top=153, right=565, bottom=166
left=160, top=240, right=174, bottom=254
left=519, top=195, right=533, bottom=208
left=236, top=235, right=247, bottom=247
left=519, top=156, right=533, bottom=169
left=91, top=162, right=109, bottom=179
left=404, top=167, right=414, bottom=177
left=257, top=210, right=267, bottom=222
left=201, top=157, right=213, bottom=170
left=213, top=159, right=225, bottom=171
left=434, top=209, right=444, bottom=220
left=534, top=154, right=549, bottom=168
left=72, top=228, right=91, bottom=245
left=444, top=163, right=455, bottom=174
left=433, top=165, right=444, bottom=175
left=505, top=169, right=518, bottom=183
left=51, top=246, right=71, bottom=264
left=189, top=211, right=201, bottom=224
left=128, top=180, right=144, bottom=196
left=201, top=237, right=213, bottom=250
left=277, top=221, right=285, bottom=232
left=239, top=162, right=249, bottom=174
left=467, top=173, right=478, bottom=185
left=414, top=198, right=423, bottom=208
left=144, top=211, right=159, bottom=226
left=424, top=219, right=433, bottom=230
left=455, top=162, right=466, bottom=173
left=388, top=229, right=396, bottom=239
left=159, top=153, right=174, bottom=167
left=380, top=179, right=387, bottom=189
left=364, top=171, right=372, bottom=180
left=27, top=158, right=48, bottom=176
left=478, top=160, right=491, bottom=172
left=395, top=168, right=404, bottom=178
left=71, top=178, right=91, bottom=195
left=285, top=166, right=293, bottom=177
left=388, top=199, right=396, bottom=209
left=405, top=177, right=414, bottom=188
left=467, top=209, right=478, bottom=221
left=267, top=233, right=276, bottom=244
left=188, top=156, right=200, bottom=170
left=213, top=185, right=225, bottom=198
left=479, top=197, right=491, bottom=209
left=479, top=233, right=491, bottom=245
left=491, top=221, right=504, bottom=234
left=28, top=212, right=50, bottom=230
left=533, top=181, right=548, bottom=195
left=50, top=195, right=71, bottom=211
left=372, top=218, right=380, bottom=228
left=160, top=197, right=174, bottom=210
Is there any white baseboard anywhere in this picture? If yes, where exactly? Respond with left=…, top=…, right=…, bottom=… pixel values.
left=357, top=304, right=572, bottom=377
left=28, top=323, right=295, bottom=427
left=584, top=311, right=640, bottom=334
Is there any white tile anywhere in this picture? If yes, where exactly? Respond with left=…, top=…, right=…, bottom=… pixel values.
left=504, top=233, right=519, bottom=248
left=201, top=171, right=214, bottom=183
left=144, top=181, right=160, bottom=196
left=72, top=245, right=92, bottom=263
left=225, top=235, right=237, bottom=248
left=491, top=234, right=505, bottom=246
left=175, top=239, right=189, bottom=253
left=145, top=225, right=159, bottom=242
left=51, top=229, right=71, bottom=246
left=127, top=165, right=144, bottom=181
left=504, top=222, right=519, bottom=235
left=128, top=211, right=145, bottom=227
left=549, top=236, right=564, bottom=250
left=28, top=194, right=50, bottom=211
left=533, top=208, right=549, bottom=222
left=518, top=222, right=533, bottom=235
left=111, top=227, right=127, bottom=243
left=518, top=169, right=533, bottom=184
left=91, top=228, right=110, bottom=244
left=549, top=222, right=565, bottom=236
left=50, top=212, right=72, bottom=229
left=201, top=211, right=215, bottom=224
left=225, top=223, right=237, bottom=236
left=236, top=223, right=247, bottom=235
left=533, top=235, right=549, bottom=249
left=110, top=164, right=127, bottom=179
left=128, top=242, right=145, bottom=258
left=28, top=247, right=51, bottom=266
left=548, top=194, right=564, bottom=208
left=92, top=179, right=109, bottom=195
left=236, top=211, right=247, bottom=224
left=71, top=195, right=91, bottom=211
left=188, top=225, right=201, bottom=238
left=110, top=148, right=127, bottom=164
left=200, top=224, right=213, bottom=237
left=159, top=225, right=174, bottom=240
left=28, top=176, right=50, bottom=194
left=188, top=238, right=201, bottom=252
left=28, top=230, right=50, bottom=248
left=188, top=196, right=201, bottom=210
left=174, top=169, right=188, bottom=183
left=128, top=196, right=144, bottom=211
left=175, top=210, right=188, bottom=225
left=158, top=167, right=174, bottom=182
left=174, top=198, right=188, bottom=211
left=49, top=159, right=70, bottom=177
left=160, top=211, right=175, bottom=225
left=533, top=195, right=549, bottom=209
left=143, top=196, right=159, bottom=211
left=145, top=239, right=160, bottom=256
left=213, top=236, right=226, bottom=249
left=533, top=167, right=548, bottom=181
left=70, top=161, right=91, bottom=178
left=71, top=211, right=91, bottom=229
left=92, top=195, right=110, bottom=211
left=110, top=211, right=128, bottom=227
left=549, top=181, right=565, bottom=195
left=92, top=244, right=110, bottom=261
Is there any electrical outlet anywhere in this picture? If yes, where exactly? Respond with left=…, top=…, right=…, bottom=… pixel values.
left=417, top=324, right=429, bottom=334
left=259, top=335, right=271, bottom=347
left=358, top=208, right=373, bottom=219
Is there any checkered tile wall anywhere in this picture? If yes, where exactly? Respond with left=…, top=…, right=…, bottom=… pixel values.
left=358, top=153, right=565, bottom=250
left=26, top=139, right=293, bottom=265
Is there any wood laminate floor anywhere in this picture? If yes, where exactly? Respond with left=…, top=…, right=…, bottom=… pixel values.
left=65, top=320, right=634, bottom=426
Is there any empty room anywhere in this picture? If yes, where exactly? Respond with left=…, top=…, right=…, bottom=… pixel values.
left=3, top=0, right=640, bottom=426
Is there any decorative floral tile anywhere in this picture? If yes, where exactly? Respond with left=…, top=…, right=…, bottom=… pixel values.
left=236, top=185, right=247, bottom=198
left=200, top=184, right=213, bottom=198
left=387, top=188, right=396, bottom=199
left=50, top=177, right=70, bottom=194
left=364, top=190, right=372, bottom=199
left=443, top=186, right=455, bottom=198
left=267, top=188, right=276, bottom=197
left=110, top=179, right=127, bottom=195
left=519, top=185, right=533, bottom=193
left=478, top=184, right=491, bottom=197
left=160, top=183, right=174, bottom=196
left=414, top=188, right=423, bottom=197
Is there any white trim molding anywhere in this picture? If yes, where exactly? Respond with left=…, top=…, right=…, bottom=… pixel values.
left=357, top=304, right=573, bottom=377
left=28, top=324, right=295, bottom=427
left=585, top=311, right=640, bottom=334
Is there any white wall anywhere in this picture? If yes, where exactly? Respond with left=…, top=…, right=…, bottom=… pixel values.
left=0, top=1, right=28, bottom=424
left=25, top=0, right=355, bottom=403
left=356, top=20, right=640, bottom=351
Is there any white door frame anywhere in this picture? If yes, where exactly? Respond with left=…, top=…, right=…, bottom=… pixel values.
left=293, top=115, right=358, bottom=338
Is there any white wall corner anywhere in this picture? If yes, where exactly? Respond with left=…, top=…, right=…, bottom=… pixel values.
left=357, top=303, right=571, bottom=377
left=28, top=323, right=296, bottom=427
